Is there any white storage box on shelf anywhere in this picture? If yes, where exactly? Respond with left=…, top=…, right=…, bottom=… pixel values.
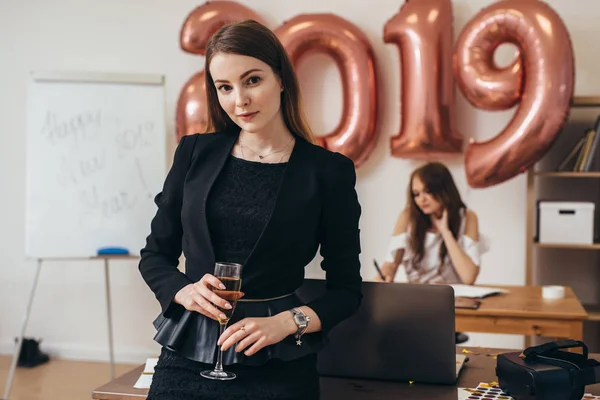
left=538, top=201, right=595, bottom=245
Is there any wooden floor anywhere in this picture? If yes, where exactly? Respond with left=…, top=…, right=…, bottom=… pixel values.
left=0, top=355, right=137, bottom=400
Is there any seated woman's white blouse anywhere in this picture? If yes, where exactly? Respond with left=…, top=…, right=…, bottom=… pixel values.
left=385, top=212, right=489, bottom=284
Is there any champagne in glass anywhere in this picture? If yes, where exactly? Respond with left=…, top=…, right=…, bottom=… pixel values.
left=200, top=262, right=242, bottom=381
left=212, top=277, right=242, bottom=324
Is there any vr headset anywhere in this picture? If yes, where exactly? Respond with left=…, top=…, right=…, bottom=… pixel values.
left=496, top=340, right=600, bottom=400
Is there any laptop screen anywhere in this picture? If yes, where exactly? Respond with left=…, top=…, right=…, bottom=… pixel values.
left=297, top=279, right=459, bottom=384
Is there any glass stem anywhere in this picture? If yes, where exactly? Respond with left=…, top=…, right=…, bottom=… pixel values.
left=214, top=323, right=227, bottom=372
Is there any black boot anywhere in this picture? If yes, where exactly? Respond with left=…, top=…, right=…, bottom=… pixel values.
left=15, top=337, right=50, bottom=368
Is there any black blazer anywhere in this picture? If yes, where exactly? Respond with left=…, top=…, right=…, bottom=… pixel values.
left=139, top=130, right=362, bottom=333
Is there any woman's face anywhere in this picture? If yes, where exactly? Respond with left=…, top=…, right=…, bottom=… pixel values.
left=209, top=52, right=283, bottom=134
left=411, top=176, right=442, bottom=215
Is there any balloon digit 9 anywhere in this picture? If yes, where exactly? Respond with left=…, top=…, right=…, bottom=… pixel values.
left=455, top=0, right=574, bottom=188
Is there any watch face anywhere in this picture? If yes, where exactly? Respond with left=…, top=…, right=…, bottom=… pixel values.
left=294, top=314, right=308, bottom=325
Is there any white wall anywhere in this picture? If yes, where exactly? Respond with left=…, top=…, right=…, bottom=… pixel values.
left=1, top=0, right=598, bottom=363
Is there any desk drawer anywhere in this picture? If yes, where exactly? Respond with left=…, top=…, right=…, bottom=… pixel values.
left=456, top=315, right=580, bottom=338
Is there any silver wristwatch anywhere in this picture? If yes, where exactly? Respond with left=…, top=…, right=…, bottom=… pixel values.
left=289, top=308, right=310, bottom=345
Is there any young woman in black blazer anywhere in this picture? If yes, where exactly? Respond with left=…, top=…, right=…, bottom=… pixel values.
left=139, top=20, right=362, bottom=400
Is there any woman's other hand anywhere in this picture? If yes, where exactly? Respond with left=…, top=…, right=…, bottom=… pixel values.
left=218, top=313, right=297, bottom=356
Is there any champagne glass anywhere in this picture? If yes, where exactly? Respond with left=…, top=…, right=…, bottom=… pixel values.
left=200, top=262, right=243, bottom=380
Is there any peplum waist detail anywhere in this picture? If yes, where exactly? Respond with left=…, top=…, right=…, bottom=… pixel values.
left=152, top=292, right=327, bottom=366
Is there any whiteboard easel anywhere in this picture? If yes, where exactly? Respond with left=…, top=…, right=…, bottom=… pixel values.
left=3, top=71, right=167, bottom=400
left=25, top=70, right=167, bottom=258
left=3, top=255, right=138, bottom=400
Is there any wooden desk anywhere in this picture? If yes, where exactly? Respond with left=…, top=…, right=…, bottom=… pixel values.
left=92, top=347, right=600, bottom=399
left=455, top=285, right=588, bottom=340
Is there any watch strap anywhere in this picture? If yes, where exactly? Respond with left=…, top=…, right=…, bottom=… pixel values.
left=290, top=308, right=310, bottom=338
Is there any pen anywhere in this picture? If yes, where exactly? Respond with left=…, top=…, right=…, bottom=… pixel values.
left=373, top=259, right=386, bottom=281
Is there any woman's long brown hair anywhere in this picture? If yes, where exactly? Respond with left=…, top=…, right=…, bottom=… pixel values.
left=203, top=20, right=315, bottom=144
left=407, top=162, right=466, bottom=269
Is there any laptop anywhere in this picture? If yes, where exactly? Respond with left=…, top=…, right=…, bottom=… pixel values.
left=297, top=279, right=467, bottom=384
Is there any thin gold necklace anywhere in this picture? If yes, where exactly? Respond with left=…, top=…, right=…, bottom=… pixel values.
left=239, top=136, right=294, bottom=160
left=240, top=145, right=289, bottom=163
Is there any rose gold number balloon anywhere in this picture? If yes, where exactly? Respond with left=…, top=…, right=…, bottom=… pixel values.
left=176, top=71, right=207, bottom=141
left=455, top=0, right=574, bottom=188
left=275, top=14, right=378, bottom=167
left=454, top=31, right=522, bottom=111
left=383, top=0, right=463, bottom=159
left=176, top=2, right=265, bottom=141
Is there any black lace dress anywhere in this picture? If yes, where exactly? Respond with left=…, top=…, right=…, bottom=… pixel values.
left=147, top=155, right=322, bottom=400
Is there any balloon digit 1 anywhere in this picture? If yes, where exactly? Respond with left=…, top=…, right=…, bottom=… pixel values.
left=384, top=0, right=463, bottom=159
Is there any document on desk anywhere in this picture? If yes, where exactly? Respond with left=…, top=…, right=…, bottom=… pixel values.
left=133, top=357, right=158, bottom=389
left=450, top=284, right=509, bottom=299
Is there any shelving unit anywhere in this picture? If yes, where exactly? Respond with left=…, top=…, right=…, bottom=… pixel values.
left=534, top=172, right=600, bottom=178
left=525, top=96, right=600, bottom=348
left=533, top=243, right=600, bottom=250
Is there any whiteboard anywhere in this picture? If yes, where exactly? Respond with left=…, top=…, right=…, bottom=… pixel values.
left=25, top=71, right=167, bottom=258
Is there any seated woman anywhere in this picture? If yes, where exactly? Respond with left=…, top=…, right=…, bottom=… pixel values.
left=376, top=162, right=487, bottom=342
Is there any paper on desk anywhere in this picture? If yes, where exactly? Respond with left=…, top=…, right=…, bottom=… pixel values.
left=133, top=357, right=158, bottom=389
left=451, top=284, right=509, bottom=299
left=134, top=374, right=153, bottom=389
left=143, top=357, right=158, bottom=373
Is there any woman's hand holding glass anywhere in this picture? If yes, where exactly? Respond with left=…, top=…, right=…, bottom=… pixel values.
left=174, top=274, right=244, bottom=321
